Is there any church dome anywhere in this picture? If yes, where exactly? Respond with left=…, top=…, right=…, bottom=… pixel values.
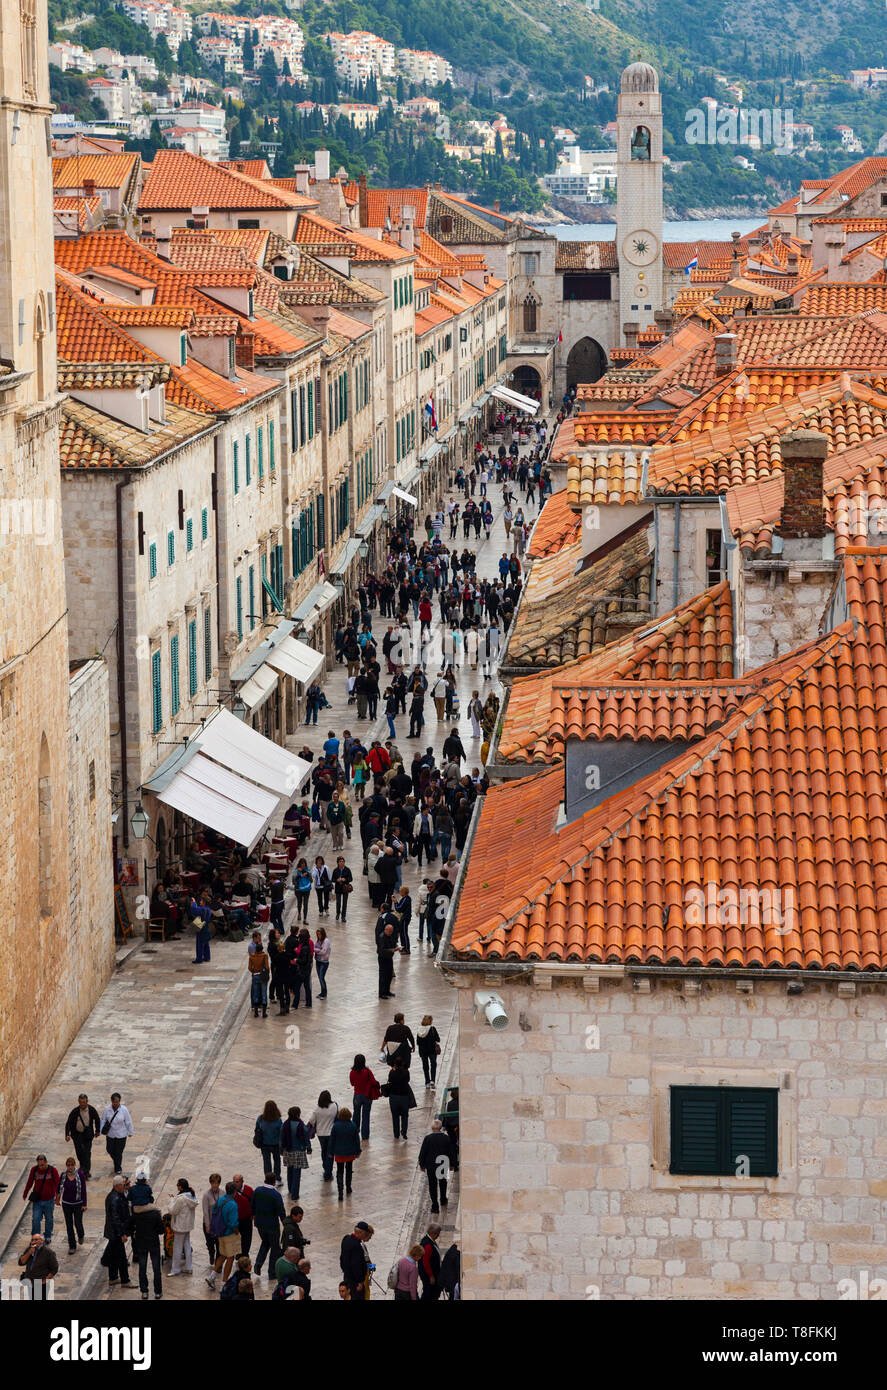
left=621, top=61, right=658, bottom=94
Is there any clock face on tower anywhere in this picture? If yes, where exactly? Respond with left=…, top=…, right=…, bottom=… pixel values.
left=622, top=230, right=659, bottom=268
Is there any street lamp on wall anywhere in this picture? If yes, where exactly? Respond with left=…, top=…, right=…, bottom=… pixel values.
left=232, top=697, right=249, bottom=721
left=358, top=540, right=369, bottom=558
left=130, top=801, right=150, bottom=840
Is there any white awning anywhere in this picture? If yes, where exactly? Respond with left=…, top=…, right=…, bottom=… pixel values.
left=291, top=579, right=339, bottom=626
left=154, top=751, right=280, bottom=852
left=196, top=709, right=312, bottom=799
left=265, top=634, right=323, bottom=686
left=391, top=484, right=418, bottom=507
left=330, top=536, right=362, bottom=576
left=491, top=383, right=540, bottom=415
left=237, top=662, right=278, bottom=712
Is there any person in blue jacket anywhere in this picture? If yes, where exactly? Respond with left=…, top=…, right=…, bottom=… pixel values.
left=190, top=892, right=213, bottom=965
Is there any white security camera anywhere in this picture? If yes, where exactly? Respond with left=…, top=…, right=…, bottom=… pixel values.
left=473, top=990, right=509, bottom=1030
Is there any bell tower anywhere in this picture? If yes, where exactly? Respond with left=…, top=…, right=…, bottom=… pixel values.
left=615, top=60, right=664, bottom=342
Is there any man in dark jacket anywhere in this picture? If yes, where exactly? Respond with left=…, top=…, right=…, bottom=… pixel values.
left=419, top=1224, right=442, bottom=1300
left=64, top=1094, right=101, bottom=1178
left=340, top=1221, right=372, bottom=1300
left=418, top=1121, right=456, bottom=1214
left=251, top=1174, right=285, bottom=1277
left=129, top=1199, right=164, bottom=1299
left=18, top=1234, right=58, bottom=1297
left=376, top=921, right=400, bottom=999
left=103, top=1176, right=131, bottom=1287
left=442, top=729, right=465, bottom=765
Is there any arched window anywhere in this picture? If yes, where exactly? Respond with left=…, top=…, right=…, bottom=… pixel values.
left=38, top=733, right=52, bottom=917
left=631, top=125, right=651, bottom=161
left=523, top=297, right=538, bottom=333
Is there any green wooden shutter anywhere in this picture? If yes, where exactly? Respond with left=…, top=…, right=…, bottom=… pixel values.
left=201, top=507, right=208, bottom=541
left=186, top=517, right=193, bottom=552
left=167, top=529, right=175, bottom=566
left=248, top=566, right=255, bottom=630
left=670, top=1086, right=778, bottom=1177
left=204, top=606, right=212, bottom=680
left=188, top=618, right=198, bottom=696
left=169, top=634, right=180, bottom=716
left=316, top=492, right=325, bottom=548
left=291, top=388, right=300, bottom=450
left=236, top=576, right=243, bottom=641
left=245, top=434, right=251, bottom=485
left=151, top=650, right=162, bottom=733
left=269, top=420, right=275, bottom=471
left=307, top=380, right=314, bottom=438
left=292, top=519, right=301, bottom=577
left=233, top=441, right=239, bottom=494
left=149, top=542, right=157, bottom=579
left=257, top=425, right=264, bottom=480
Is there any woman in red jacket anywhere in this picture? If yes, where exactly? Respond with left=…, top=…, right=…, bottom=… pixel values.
left=418, top=595, right=433, bottom=637
left=349, top=1053, right=380, bottom=1141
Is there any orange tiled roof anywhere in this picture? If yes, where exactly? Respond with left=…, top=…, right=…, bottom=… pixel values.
left=560, top=440, right=647, bottom=508
left=555, top=240, right=617, bottom=271
left=166, top=357, right=281, bottom=414
left=649, top=375, right=887, bottom=497
left=55, top=275, right=163, bottom=366
left=807, top=156, right=887, bottom=207
left=527, top=488, right=581, bottom=559
left=799, top=283, right=887, bottom=315
left=498, top=581, right=735, bottom=764
left=294, top=212, right=413, bottom=262
left=453, top=582, right=887, bottom=968
left=54, top=195, right=103, bottom=230
left=101, top=305, right=194, bottom=328
left=52, top=153, right=139, bottom=190
left=59, top=395, right=212, bottom=470
left=140, top=150, right=317, bottom=212
left=361, top=187, right=429, bottom=229
left=774, top=308, right=887, bottom=369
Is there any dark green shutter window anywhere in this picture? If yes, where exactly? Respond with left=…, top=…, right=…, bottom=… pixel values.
left=262, top=573, right=283, bottom=613
left=186, top=517, right=193, bottom=552
left=151, top=650, right=162, bottom=733
left=188, top=618, right=198, bottom=696
left=261, top=555, right=268, bottom=617
left=269, top=420, right=275, bottom=471
left=149, top=542, right=157, bottom=579
left=245, top=434, right=251, bottom=485
left=328, top=382, right=334, bottom=431
left=170, top=634, right=180, bottom=716
left=167, top=530, right=175, bottom=566
left=292, top=519, right=301, bottom=577
left=316, top=492, right=325, bottom=548
left=201, top=507, right=208, bottom=541
left=291, top=389, right=299, bottom=450
left=670, top=1087, right=778, bottom=1178
left=233, top=441, right=239, bottom=494
left=204, top=606, right=212, bottom=681
left=307, top=381, right=314, bottom=439
left=236, top=576, right=243, bottom=641
left=257, top=426, right=264, bottom=480
left=299, top=384, right=307, bottom=443
left=248, top=566, right=255, bottom=631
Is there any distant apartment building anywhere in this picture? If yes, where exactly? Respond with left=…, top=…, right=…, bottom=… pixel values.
left=326, top=29, right=396, bottom=82
left=48, top=40, right=95, bottom=71
left=850, top=67, right=887, bottom=88
left=88, top=76, right=139, bottom=124
left=402, top=96, right=441, bottom=120
left=397, top=47, right=453, bottom=86
left=154, top=101, right=226, bottom=141
left=332, top=101, right=379, bottom=130
left=544, top=147, right=617, bottom=201
left=194, top=34, right=244, bottom=74
left=120, top=0, right=192, bottom=52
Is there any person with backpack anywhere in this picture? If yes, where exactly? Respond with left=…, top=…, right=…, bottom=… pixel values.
left=281, top=1107, right=311, bottom=1201
left=205, top=1182, right=241, bottom=1290
left=389, top=1244, right=423, bottom=1300
left=254, top=1101, right=283, bottom=1184
left=219, top=1255, right=253, bottom=1300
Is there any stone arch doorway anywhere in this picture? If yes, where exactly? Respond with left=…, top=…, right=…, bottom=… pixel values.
left=566, top=336, right=607, bottom=390
left=513, top=364, right=542, bottom=397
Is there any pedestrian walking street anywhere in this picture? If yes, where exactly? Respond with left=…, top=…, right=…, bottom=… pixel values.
left=1, top=437, right=550, bottom=1301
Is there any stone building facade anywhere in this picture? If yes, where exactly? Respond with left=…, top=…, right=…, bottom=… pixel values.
left=0, top=0, right=113, bottom=1150
left=450, top=968, right=887, bottom=1300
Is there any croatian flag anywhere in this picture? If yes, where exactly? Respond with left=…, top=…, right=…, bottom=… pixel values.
left=425, top=398, right=437, bottom=430
left=684, top=255, right=699, bottom=275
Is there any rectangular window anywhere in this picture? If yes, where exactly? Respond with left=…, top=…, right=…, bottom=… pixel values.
left=169, top=634, right=180, bottom=716
left=245, top=434, right=251, bottom=485
left=201, top=507, right=208, bottom=541
left=257, top=426, right=264, bottom=480
left=204, top=606, right=212, bottom=681
left=291, top=389, right=300, bottom=450
left=151, top=650, right=162, bottom=733
left=188, top=618, right=198, bottom=697
left=269, top=419, right=275, bottom=471
left=167, top=530, right=175, bottom=567
left=670, top=1086, right=778, bottom=1178
left=292, top=519, right=302, bottom=577
left=233, top=441, right=239, bottom=494
left=186, top=517, right=194, bottom=552
left=261, top=554, right=268, bottom=618
left=148, top=541, right=157, bottom=579
left=236, top=576, right=243, bottom=641
left=307, top=381, right=314, bottom=439
left=316, top=492, right=325, bottom=548
left=299, top=384, right=307, bottom=445
left=248, top=566, right=255, bottom=632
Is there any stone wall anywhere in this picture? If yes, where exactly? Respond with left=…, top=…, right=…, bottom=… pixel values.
left=652, top=501, right=722, bottom=615
left=735, top=560, right=837, bottom=673
left=455, top=971, right=887, bottom=1300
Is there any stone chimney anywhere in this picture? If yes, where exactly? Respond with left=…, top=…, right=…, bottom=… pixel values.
left=787, top=251, right=799, bottom=273
left=314, top=148, right=331, bottom=182
left=730, top=230, right=742, bottom=276
left=824, top=228, right=846, bottom=279
left=714, top=332, right=738, bottom=377
left=293, top=164, right=310, bottom=195
left=155, top=228, right=171, bottom=260
left=82, top=177, right=96, bottom=198
left=776, top=430, right=828, bottom=539
left=300, top=303, right=331, bottom=333
left=190, top=205, right=209, bottom=230
left=399, top=204, right=415, bottom=254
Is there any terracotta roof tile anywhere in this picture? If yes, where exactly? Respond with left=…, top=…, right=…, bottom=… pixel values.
left=555, top=240, right=618, bottom=271
left=527, top=488, right=581, bottom=559
left=361, top=187, right=429, bottom=229
left=140, top=150, right=317, bottom=212
left=166, top=357, right=282, bottom=414
left=294, top=212, right=413, bottom=263
left=506, top=522, right=653, bottom=670
left=454, top=607, right=887, bottom=969
left=499, top=582, right=736, bottom=764
left=800, top=283, right=887, bottom=315
left=559, top=440, right=647, bottom=508
left=52, top=153, right=139, bottom=190
left=59, top=396, right=212, bottom=469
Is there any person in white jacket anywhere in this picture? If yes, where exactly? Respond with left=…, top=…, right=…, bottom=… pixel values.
left=168, top=1179, right=199, bottom=1275
left=308, top=1090, right=339, bottom=1182
left=465, top=627, right=479, bottom=668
